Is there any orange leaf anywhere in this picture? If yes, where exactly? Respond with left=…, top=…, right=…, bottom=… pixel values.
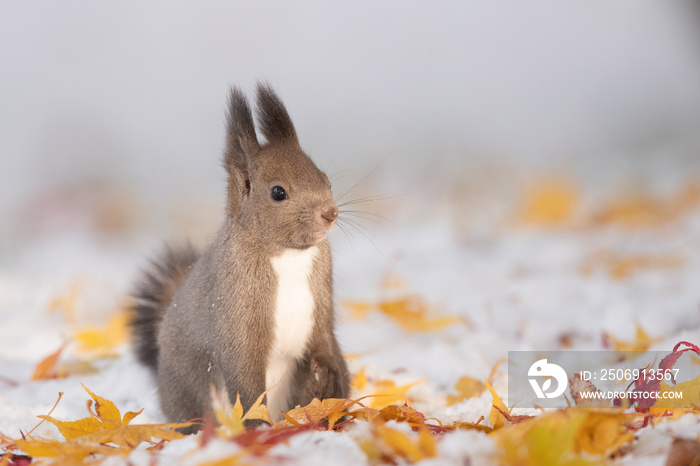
left=446, top=376, right=486, bottom=406
left=73, top=311, right=129, bottom=355
left=351, top=368, right=368, bottom=391
left=81, top=384, right=122, bottom=423
left=374, top=425, right=436, bottom=462
left=485, top=379, right=510, bottom=430
left=603, top=325, right=662, bottom=353
left=366, top=379, right=425, bottom=410
left=517, top=177, right=579, bottom=226
left=378, top=297, right=461, bottom=332
left=31, top=343, right=67, bottom=381
left=275, top=398, right=357, bottom=429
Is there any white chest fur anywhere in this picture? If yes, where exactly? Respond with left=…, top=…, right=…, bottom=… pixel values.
left=265, top=246, right=318, bottom=421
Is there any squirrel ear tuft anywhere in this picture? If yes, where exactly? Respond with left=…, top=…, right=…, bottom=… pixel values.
left=225, top=87, right=259, bottom=176
left=255, top=82, right=298, bottom=144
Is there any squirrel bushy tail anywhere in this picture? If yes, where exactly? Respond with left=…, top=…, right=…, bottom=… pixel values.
left=130, top=244, right=199, bottom=370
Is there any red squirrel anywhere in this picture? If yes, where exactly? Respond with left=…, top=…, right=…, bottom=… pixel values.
left=130, top=84, right=350, bottom=431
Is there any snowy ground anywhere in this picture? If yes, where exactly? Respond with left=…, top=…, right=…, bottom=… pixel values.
left=2, top=158, right=700, bottom=464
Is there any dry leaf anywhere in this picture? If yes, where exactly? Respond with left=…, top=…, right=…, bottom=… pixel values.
left=485, top=379, right=510, bottom=430
left=31, top=343, right=67, bottom=381
left=343, top=296, right=462, bottom=332
left=372, top=425, right=436, bottom=463
left=517, top=177, right=579, bottom=226
left=38, top=384, right=189, bottom=450
left=573, top=411, right=634, bottom=456
left=591, top=183, right=700, bottom=229
left=365, top=379, right=425, bottom=410
left=212, top=388, right=272, bottom=436
left=73, top=311, right=129, bottom=354
left=446, top=376, right=486, bottom=406
left=569, top=374, right=609, bottom=408
left=603, top=325, right=661, bottom=353
left=378, top=297, right=462, bottom=332
left=351, top=368, right=368, bottom=391
left=276, top=398, right=356, bottom=430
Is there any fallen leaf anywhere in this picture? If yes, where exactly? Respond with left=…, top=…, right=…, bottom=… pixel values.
left=31, top=343, right=67, bottom=381
left=12, top=438, right=119, bottom=463
left=591, top=183, right=700, bottom=229
left=517, top=177, right=579, bottom=226
left=603, top=325, right=662, bottom=353
left=378, top=297, right=462, bottom=332
left=343, top=296, right=462, bottom=332
left=574, top=410, right=634, bottom=456
left=352, top=368, right=368, bottom=391
left=276, top=397, right=356, bottom=430
left=73, top=311, right=129, bottom=354
left=374, top=425, right=436, bottom=463
left=485, top=379, right=510, bottom=430
left=212, top=387, right=272, bottom=437
left=630, top=341, right=700, bottom=411
left=569, top=374, right=609, bottom=408
left=446, top=376, right=486, bottom=406
left=365, top=379, right=425, bottom=410
left=38, top=384, right=189, bottom=449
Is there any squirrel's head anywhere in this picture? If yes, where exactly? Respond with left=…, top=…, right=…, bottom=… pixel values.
left=223, top=83, right=337, bottom=250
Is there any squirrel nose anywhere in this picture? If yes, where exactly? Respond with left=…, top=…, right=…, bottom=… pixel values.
left=321, top=206, right=338, bottom=223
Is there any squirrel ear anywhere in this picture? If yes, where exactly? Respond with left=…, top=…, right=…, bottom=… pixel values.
left=255, top=82, right=298, bottom=144
left=224, top=87, right=260, bottom=178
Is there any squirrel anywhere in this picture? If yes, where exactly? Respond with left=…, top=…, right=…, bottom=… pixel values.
left=129, top=83, right=350, bottom=431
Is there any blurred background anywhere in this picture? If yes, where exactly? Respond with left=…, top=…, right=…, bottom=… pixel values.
left=1, top=1, right=700, bottom=334
left=2, top=1, right=700, bottom=232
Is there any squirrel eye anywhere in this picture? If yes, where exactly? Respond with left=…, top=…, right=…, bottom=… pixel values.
left=271, top=186, right=287, bottom=201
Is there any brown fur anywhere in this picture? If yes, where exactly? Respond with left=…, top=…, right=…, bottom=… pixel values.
left=130, top=84, right=350, bottom=432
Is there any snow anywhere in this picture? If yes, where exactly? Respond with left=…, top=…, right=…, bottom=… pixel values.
left=2, top=160, right=700, bottom=464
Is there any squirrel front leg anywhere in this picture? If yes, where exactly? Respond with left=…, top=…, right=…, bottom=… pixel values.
left=307, top=325, right=350, bottom=400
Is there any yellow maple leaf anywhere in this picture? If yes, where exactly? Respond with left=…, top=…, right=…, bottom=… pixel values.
left=13, top=438, right=118, bottom=463
left=517, top=177, right=579, bottom=226
left=366, top=379, right=425, bottom=410
left=573, top=410, right=634, bottom=456
left=351, top=368, right=368, bottom=391
left=591, top=183, right=700, bottom=229
left=349, top=403, right=431, bottom=429
left=277, top=398, right=357, bottom=430
left=374, top=425, right=436, bottom=463
left=603, top=325, right=662, bottom=353
left=343, top=296, right=462, bottom=332
left=494, top=409, right=633, bottom=463
left=378, top=297, right=461, bottom=332
left=38, top=384, right=189, bottom=450
left=495, top=410, right=588, bottom=465
left=485, top=379, right=510, bottom=430
left=650, top=375, right=700, bottom=415
left=446, top=376, right=486, bottom=406
left=212, top=387, right=272, bottom=436
left=73, top=311, right=129, bottom=354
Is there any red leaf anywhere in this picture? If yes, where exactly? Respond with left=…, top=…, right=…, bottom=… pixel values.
left=631, top=341, right=700, bottom=410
